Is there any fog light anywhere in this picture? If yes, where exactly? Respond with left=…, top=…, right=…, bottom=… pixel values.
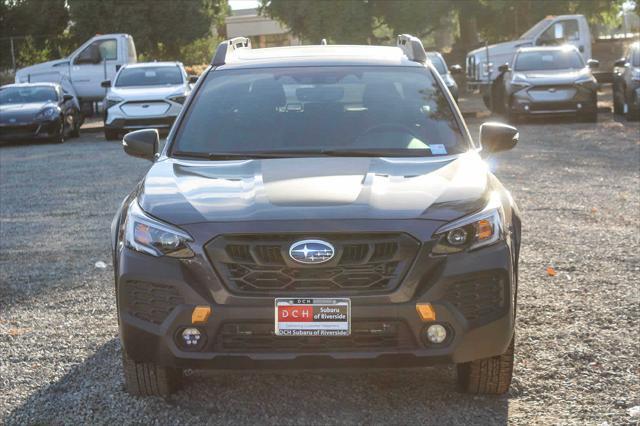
left=426, top=324, right=447, bottom=344
left=577, top=103, right=582, bottom=109
left=181, top=327, right=202, bottom=347
left=524, top=105, right=530, bottom=111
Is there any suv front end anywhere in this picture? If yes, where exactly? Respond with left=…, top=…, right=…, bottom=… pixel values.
left=112, top=37, right=521, bottom=397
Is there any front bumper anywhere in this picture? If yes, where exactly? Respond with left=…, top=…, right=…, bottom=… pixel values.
left=508, top=84, right=597, bottom=116
left=0, top=119, right=61, bottom=141
left=116, top=222, right=516, bottom=369
left=104, top=100, right=182, bottom=131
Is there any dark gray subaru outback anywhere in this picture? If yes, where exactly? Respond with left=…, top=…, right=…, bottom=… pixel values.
left=111, top=35, right=521, bottom=396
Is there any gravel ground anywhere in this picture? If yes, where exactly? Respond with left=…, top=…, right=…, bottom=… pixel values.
left=1, top=94, right=639, bottom=424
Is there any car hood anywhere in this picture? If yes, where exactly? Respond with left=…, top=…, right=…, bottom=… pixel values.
left=15, top=59, right=69, bottom=83
left=109, top=85, right=185, bottom=101
left=467, top=40, right=533, bottom=67
left=138, top=152, right=490, bottom=225
left=0, top=101, right=54, bottom=121
left=517, top=69, right=591, bottom=85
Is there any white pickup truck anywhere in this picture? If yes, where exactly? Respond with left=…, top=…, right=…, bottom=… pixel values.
left=15, top=34, right=137, bottom=113
left=466, top=14, right=592, bottom=103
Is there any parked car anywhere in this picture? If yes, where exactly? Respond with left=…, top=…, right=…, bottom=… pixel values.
left=0, top=83, right=81, bottom=143
left=498, top=45, right=598, bottom=123
left=426, top=51, right=462, bottom=101
left=101, top=62, right=194, bottom=140
left=15, top=34, right=137, bottom=115
left=111, top=35, right=521, bottom=397
left=613, top=41, right=640, bottom=121
left=466, top=14, right=592, bottom=108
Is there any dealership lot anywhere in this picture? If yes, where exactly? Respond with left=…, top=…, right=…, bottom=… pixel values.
left=0, top=109, right=638, bottom=424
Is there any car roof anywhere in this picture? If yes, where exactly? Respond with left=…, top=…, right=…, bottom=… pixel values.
left=217, top=45, right=424, bottom=70
left=123, top=61, right=183, bottom=69
left=517, top=45, right=580, bottom=54
left=1, top=82, right=60, bottom=89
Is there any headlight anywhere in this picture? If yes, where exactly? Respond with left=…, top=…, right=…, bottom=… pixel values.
left=432, top=193, right=505, bottom=254
left=105, top=96, right=123, bottom=109
left=35, top=107, right=59, bottom=121
left=511, top=74, right=530, bottom=91
left=168, top=93, right=188, bottom=104
left=124, top=200, right=194, bottom=258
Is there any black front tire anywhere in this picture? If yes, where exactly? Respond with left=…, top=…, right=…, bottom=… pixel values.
left=613, top=88, right=624, bottom=115
left=122, top=351, right=182, bottom=397
left=456, top=336, right=515, bottom=395
left=50, top=123, right=64, bottom=144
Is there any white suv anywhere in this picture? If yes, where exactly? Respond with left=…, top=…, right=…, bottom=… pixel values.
left=102, top=62, right=194, bottom=140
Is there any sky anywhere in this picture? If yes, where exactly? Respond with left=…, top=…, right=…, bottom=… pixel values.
left=229, top=0, right=260, bottom=10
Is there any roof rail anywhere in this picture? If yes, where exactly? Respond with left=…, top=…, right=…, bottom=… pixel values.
left=397, top=34, right=427, bottom=64
left=211, top=37, right=251, bottom=66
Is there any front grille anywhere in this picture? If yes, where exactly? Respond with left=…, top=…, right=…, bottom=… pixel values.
left=443, top=274, right=505, bottom=323
left=111, top=117, right=175, bottom=127
left=216, top=320, right=417, bottom=352
left=206, top=233, right=420, bottom=295
left=125, top=280, right=183, bottom=325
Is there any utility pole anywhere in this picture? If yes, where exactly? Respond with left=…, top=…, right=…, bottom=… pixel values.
left=10, top=36, right=16, bottom=71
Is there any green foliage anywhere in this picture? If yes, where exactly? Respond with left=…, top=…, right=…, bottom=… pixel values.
left=67, top=0, right=226, bottom=60
left=262, top=0, right=631, bottom=50
left=0, top=0, right=69, bottom=68
left=180, top=36, right=222, bottom=65
left=16, top=36, right=51, bottom=67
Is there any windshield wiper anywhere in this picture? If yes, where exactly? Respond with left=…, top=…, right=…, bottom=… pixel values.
left=173, top=150, right=317, bottom=160
left=318, top=149, right=434, bottom=157
left=172, top=149, right=435, bottom=160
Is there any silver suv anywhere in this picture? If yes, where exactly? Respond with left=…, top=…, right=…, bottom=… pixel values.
left=101, top=62, right=195, bottom=140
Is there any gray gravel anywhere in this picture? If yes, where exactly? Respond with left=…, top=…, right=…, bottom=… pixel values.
left=1, top=97, right=639, bottom=424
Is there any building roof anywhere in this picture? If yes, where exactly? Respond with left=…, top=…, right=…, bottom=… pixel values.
left=218, top=45, right=423, bottom=69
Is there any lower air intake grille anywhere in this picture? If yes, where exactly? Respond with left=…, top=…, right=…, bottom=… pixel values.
left=444, top=274, right=506, bottom=323
left=216, top=320, right=417, bottom=352
left=125, top=281, right=183, bottom=325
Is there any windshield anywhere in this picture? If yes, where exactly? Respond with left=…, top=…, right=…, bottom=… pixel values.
left=172, top=66, right=467, bottom=158
left=426, top=54, right=447, bottom=75
left=514, top=50, right=584, bottom=71
left=520, top=18, right=553, bottom=40
left=115, top=66, right=183, bottom=87
left=0, top=86, right=57, bottom=104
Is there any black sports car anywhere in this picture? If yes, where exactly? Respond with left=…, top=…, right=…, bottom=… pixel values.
left=496, top=46, right=599, bottom=123
left=0, top=83, right=81, bottom=143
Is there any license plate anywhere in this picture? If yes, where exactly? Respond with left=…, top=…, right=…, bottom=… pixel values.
left=275, top=298, right=350, bottom=336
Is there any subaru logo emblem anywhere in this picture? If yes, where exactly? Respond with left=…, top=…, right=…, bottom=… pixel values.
left=289, top=240, right=335, bottom=264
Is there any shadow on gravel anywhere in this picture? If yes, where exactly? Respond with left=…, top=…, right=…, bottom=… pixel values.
left=6, top=339, right=510, bottom=424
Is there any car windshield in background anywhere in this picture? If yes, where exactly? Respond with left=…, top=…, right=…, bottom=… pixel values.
left=115, top=66, right=183, bottom=87
left=172, top=66, right=466, bottom=158
left=0, top=86, right=57, bottom=104
left=514, top=50, right=584, bottom=71
left=426, top=54, right=447, bottom=75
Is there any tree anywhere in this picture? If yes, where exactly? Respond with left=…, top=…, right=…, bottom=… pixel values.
left=67, top=0, right=228, bottom=60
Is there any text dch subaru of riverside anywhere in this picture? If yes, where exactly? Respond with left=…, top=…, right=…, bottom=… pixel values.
left=111, top=35, right=522, bottom=396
